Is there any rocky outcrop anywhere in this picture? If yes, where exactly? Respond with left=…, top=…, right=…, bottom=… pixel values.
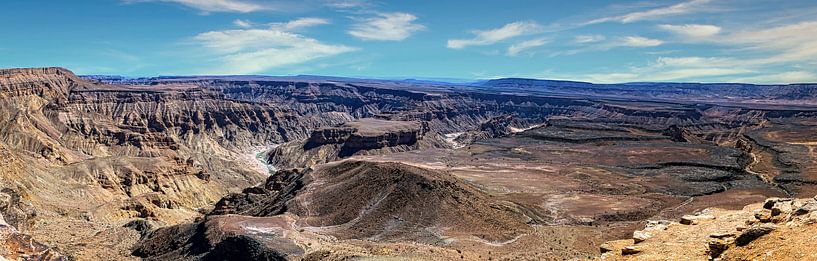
left=267, top=119, right=444, bottom=169
left=287, top=161, right=532, bottom=242
left=304, top=119, right=428, bottom=154
left=132, top=216, right=294, bottom=261
left=453, top=115, right=542, bottom=144
left=209, top=169, right=304, bottom=217
left=0, top=67, right=86, bottom=101
left=0, top=214, right=66, bottom=261
left=4, top=68, right=817, bottom=260
left=135, top=161, right=534, bottom=260
left=599, top=196, right=817, bottom=260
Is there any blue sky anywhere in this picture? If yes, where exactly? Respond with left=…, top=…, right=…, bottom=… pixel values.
left=1, top=0, right=817, bottom=83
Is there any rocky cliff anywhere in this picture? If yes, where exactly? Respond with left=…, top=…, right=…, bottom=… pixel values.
left=267, top=119, right=443, bottom=169
left=3, top=68, right=817, bottom=259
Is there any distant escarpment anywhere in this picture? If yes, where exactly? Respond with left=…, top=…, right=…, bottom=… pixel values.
left=266, top=118, right=446, bottom=169
left=4, top=68, right=817, bottom=259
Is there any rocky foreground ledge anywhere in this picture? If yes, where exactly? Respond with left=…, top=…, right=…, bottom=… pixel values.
left=601, top=196, right=817, bottom=260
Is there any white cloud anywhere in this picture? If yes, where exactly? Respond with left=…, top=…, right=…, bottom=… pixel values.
left=719, top=21, right=817, bottom=64
left=233, top=17, right=330, bottom=30
left=575, top=52, right=817, bottom=84
left=733, top=71, right=817, bottom=84
left=324, top=0, right=369, bottom=9
left=661, top=21, right=817, bottom=67
left=584, top=66, right=751, bottom=83
left=549, top=35, right=663, bottom=57
left=233, top=19, right=252, bottom=28
left=273, top=17, right=330, bottom=31
left=658, top=24, right=721, bottom=39
left=617, top=36, right=664, bottom=47
left=348, top=12, right=424, bottom=41
left=573, top=55, right=751, bottom=83
left=127, top=0, right=267, bottom=13
left=193, top=18, right=355, bottom=74
left=447, top=21, right=542, bottom=49
left=586, top=0, right=712, bottom=24
left=507, top=38, right=549, bottom=56
left=573, top=35, right=606, bottom=44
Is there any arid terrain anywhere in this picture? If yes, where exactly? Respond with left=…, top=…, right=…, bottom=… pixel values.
left=2, top=67, right=817, bottom=260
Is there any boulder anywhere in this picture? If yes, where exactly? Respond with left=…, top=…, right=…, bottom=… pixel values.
left=599, top=243, right=615, bottom=253
left=793, top=201, right=817, bottom=216
left=753, top=209, right=772, bottom=223
left=771, top=201, right=794, bottom=216
left=633, top=230, right=651, bottom=243
left=621, top=246, right=642, bottom=255
left=707, top=238, right=730, bottom=259
left=680, top=214, right=715, bottom=225
left=735, top=224, right=747, bottom=231
left=763, top=198, right=793, bottom=210
left=644, top=220, right=670, bottom=231
left=735, top=224, right=776, bottom=246
left=709, top=232, right=736, bottom=239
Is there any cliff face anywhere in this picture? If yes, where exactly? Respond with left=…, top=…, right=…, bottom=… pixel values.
left=267, top=119, right=439, bottom=169
left=0, top=67, right=82, bottom=101
left=4, top=68, right=817, bottom=260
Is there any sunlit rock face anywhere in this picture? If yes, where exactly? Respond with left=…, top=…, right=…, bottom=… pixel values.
left=4, top=68, right=817, bottom=260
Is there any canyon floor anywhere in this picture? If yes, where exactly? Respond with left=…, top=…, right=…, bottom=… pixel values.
left=2, top=68, right=817, bottom=260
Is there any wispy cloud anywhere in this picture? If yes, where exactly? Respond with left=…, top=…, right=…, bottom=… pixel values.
left=718, top=21, right=817, bottom=65
left=507, top=38, right=549, bottom=56
left=193, top=18, right=355, bottom=74
left=233, top=19, right=253, bottom=28
left=573, top=35, right=606, bottom=44
left=549, top=35, right=663, bottom=58
left=447, top=21, right=542, bottom=49
left=273, top=17, right=330, bottom=31
left=579, top=56, right=751, bottom=83
left=733, top=71, right=817, bottom=84
left=658, top=21, right=817, bottom=67
left=578, top=19, right=817, bottom=83
left=586, top=0, right=713, bottom=24
left=348, top=12, right=424, bottom=41
left=617, top=36, right=664, bottom=47
left=126, top=0, right=269, bottom=13
left=231, top=17, right=330, bottom=30
left=324, top=0, right=370, bottom=9
left=658, top=24, right=721, bottom=39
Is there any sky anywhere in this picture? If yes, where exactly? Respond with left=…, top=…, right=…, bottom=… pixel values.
left=1, top=0, right=817, bottom=84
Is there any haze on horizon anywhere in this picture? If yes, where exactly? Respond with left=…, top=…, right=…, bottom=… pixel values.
left=1, top=0, right=817, bottom=84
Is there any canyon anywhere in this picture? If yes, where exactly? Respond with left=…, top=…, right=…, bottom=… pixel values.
left=2, top=67, right=817, bottom=260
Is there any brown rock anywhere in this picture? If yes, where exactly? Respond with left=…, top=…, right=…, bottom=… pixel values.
left=793, top=201, right=817, bottom=216
left=709, top=232, right=736, bottom=239
left=680, top=214, right=715, bottom=225
left=621, top=246, right=642, bottom=255
left=771, top=201, right=794, bottom=216
left=763, top=198, right=793, bottom=210
left=735, top=225, right=776, bottom=246
left=599, top=243, right=615, bottom=253
left=633, top=230, right=651, bottom=243
left=754, top=209, right=772, bottom=223
left=707, top=238, right=730, bottom=259
left=644, top=220, right=670, bottom=231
